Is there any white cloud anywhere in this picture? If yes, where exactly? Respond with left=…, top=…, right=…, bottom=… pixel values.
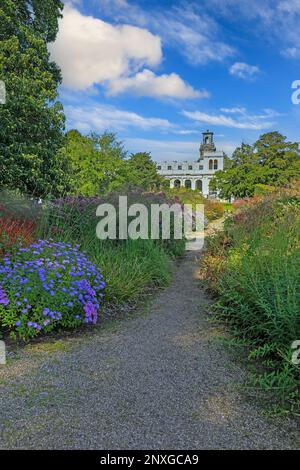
left=207, top=0, right=300, bottom=59
left=96, top=1, right=235, bottom=65
left=174, top=130, right=199, bottom=135
left=278, top=0, right=300, bottom=14
left=220, top=107, right=247, bottom=114
left=182, top=109, right=275, bottom=130
left=220, top=107, right=283, bottom=119
left=156, top=6, right=235, bottom=66
left=107, top=69, right=207, bottom=99
left=93, top=0, right=148, bottom=25
left=65, top=104, right=176, bottom=133
left=229, top=62, right=260, bottom=80
left=96, top=0, right=300, bottom=65
left=49, top=5, right=161, bottom=90
left=50, top=5, right=204, bottom=99
left=282, top=47, right=300, bottom=58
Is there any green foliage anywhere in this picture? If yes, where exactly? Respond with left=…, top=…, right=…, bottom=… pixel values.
left=0, top=189, right=185, bottom=341
left=126, top=152, right=167, bottom=190
left=0, top=0, right=70, bottom=197
left=63, top=130, right=166, bottom=195
left=212, top=133, right=300, bottom=200
left=0, top=239, right=105, bottom=340
left=40, top=191, right=185, bottom=304
left=165, top=187, right=224, bottom=220
left=223, top=153, right=233, bottom=169
left=204, top=191, right=300, bottom=413
left=61, top=130, right=126, bottom=196
left=254, top=184, right=277, bottom=196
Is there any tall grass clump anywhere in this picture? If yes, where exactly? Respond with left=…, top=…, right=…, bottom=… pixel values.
left=39, top=190, right=185, bottom=304
left=202, top=189, right=300, bottom=414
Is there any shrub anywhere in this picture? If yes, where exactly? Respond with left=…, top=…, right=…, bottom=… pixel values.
left=204, top=199, right=224, bottom=220
left=254, top=183, right=277, bottom=196
left=165, top=187, right=224, bottom=221
left=0, top=192, right=40, bottom=254
left=0, top=240, right=105, bottom=339
left=0, top=216, right=37, bottom=255
left=202, top=190, right=300, bottom=413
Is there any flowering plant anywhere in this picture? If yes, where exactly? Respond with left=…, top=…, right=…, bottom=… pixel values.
left=0, top=217, right=36, bottom=254
left=0, top=240, right=105, bottom=339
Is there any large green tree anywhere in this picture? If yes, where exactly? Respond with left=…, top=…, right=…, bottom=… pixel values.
left=211, top=132, right=300, bottom=199
left=63, top=130, right=129, bottom=196
left=0, top=0, right=69, bottom=197
left=127, top=152, right=167, bottom=190
left=63, top=131, right=166, bottom=195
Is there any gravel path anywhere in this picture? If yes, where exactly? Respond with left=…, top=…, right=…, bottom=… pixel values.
left=0, top=249, right=298, bottom=449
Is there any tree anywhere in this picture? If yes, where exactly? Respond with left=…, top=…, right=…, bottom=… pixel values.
left=92, top=132, right=128, bottom=194
left=254, top=132, right=300, bottom=184
left=63, top=131, right=128, bottom=196
left=0, top=0, right=69, bottom=197
left=211, top=132, right=300, bottom=199
left=127, top=152, right=167, bottom=190
left=223, top=152, right=233, bottom=170
left=231, top=143, right=256, bottom=167
left=63, top=132, right=168, bottom=196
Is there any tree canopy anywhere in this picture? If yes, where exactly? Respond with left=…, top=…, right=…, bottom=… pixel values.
left=211, top=132, right=300, bottom=199
left=126, top=152, right=167, bottom=191
left=62, top=130, right=166, bottom=196
left=0, top=0, right=69, bottom=197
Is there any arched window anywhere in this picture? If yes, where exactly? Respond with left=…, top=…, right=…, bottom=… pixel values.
left=174, top=179, right=181, bottom=188
left=185, top=180, right=191, bottom=189
left=209, top=159, right=213, bottom=170
left=214, top=159, right=218, bottom=170
left=196, top=180, right=202, bottom=192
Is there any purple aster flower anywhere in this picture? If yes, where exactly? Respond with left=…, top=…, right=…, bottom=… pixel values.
left=0, top=286, right=9, bottom=306
left=84, top=301, right=98, bottom=325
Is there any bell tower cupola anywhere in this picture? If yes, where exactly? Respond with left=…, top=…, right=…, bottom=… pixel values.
left=199, top=130, right=216, bottom=159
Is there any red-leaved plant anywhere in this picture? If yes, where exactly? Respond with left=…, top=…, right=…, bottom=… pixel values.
left=0, top=217, right=37, bottom=255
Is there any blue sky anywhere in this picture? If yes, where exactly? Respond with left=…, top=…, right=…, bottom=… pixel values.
left=49, top=0, right=300, bottom=161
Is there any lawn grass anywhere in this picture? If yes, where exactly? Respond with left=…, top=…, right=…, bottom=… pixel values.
left=220, top=202, right=233, bottom=212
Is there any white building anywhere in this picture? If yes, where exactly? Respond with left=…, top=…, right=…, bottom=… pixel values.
left=156, top=130, right=224, bottom=197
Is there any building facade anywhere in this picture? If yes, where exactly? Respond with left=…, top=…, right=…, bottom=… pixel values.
left=156, top=130, right=224, bottom=197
